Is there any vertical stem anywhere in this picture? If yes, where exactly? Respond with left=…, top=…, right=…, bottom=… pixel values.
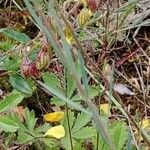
left=96, top=82, right=103, bottom=150
left=64, top=70, right=73, bottom=150
left=65, top=103, right=74, bottom=150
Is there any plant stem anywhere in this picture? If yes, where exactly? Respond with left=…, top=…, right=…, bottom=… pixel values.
left=65, top=103, right=74, bottom=150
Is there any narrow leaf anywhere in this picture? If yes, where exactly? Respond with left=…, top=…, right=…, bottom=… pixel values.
left=1, top=28, right=30, bottom=43
left=10, top=75, right=32, bottom=95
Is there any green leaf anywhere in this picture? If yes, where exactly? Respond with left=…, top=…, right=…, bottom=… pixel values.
left=110, top=121, right=128, bottom=150
left=62, top=110, right=75, bottom=130
left=66, top=72, right=76, bottom=98
left=2, top=57, right=20, bottom=71
left=73, top=126, right=96, bottom=139
left=0, top=91, right=24, bottom=113
left=96, top=121, right=128, bottom=150
left=17, top=131, right=34, bottom=144
left=24, top=108, right=37, bottom=131
left=10, top=75, right=32, bottom=95
left=51, top=97, right=65, bottom=106
left=0, top=116, right=19, bottom=132
left=37, top=81, right=91, bottom=115
left=42, top=72, right=61, bottom=90
left=0, top=28, right=30, bottom=43
left=72, top=112, right=91, bottom=133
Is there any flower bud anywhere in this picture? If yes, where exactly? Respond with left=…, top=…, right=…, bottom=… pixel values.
left=87, top=0, right=100, bottom=12
left=77, top=8, right=93, bottom=27
left=30, top=63, right=41, bottom=78
left=20, top=57, right=32, bottom=78
left=20, top=57, right=40, bottom=78
left=36, top=45, right=51, bottom=70
left=64, top=27, right=73, bottom=44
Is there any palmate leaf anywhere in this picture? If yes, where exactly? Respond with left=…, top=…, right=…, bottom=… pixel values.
left=37, top=81, right=91, bottom=115
left=72, top=112, right=91, bottom=133
left=73, top=126, right=96, bottom=139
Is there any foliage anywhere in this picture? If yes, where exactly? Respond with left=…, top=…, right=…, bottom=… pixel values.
left=0, top=0, right=150, bottom=149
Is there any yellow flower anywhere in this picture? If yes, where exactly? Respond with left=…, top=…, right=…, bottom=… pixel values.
left=64, top=27, right=73, bottom=45
left=140, top=119, right=150, bottom=129
left=77, top=8, right=93, bottom=27
left=43, top=111, right=64, bottom=122
left=44, top=125, right=65, bottom=139
left=100, top=103, right=111, bottom=116
left=80, top=0, right=87, bottom=6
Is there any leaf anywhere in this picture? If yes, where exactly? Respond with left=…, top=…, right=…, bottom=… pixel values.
left=114, top=83, right=134, bottom=95
left=17, top=131, right=34, bottom=144
left=37, top=81, right=91, bottom=115
left=43, top=72, right=60, bottom=88
left=1, top=28, right=30, bottom=43
left=0, top=116, right=19, bottom=132
left=72, top=112, right=91, bottom=133
left=110, top=121, right=128, bottom=150
left=100, top=103, right=111, bottom=116
left=62, top=110, right=75, bottom=130
left=43, top=111, right=64, bottom=122
left=96, top=121, right=128, bottom=150
left=0, top=91, right=24, bottom=113
left=24, top=108, right=37, bottom=131
left=51, top=97, right=65, bottom=106
left=44, top=125, right=65, bottom=139
left=73, top=126, right=96, bottom=139
left=10, top=75, right=32, bottom=95
left=66, top=72, right=76, bottom=98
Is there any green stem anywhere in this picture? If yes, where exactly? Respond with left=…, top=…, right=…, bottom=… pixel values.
left=66, top=103, right=74, bottom=150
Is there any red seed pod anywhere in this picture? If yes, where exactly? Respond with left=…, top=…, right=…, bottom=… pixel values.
left=20, top=57, right=40, bottom=78
left=36, top=45, right=51, bottom=70
left=87, top=0, right=100, bottom=12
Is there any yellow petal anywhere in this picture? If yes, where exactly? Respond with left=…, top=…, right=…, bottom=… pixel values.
left=43, top=111, right=64, bottom=122
left=44, top=125, right=65, bottom=139
left=100, top=103, right=111, bottom=116
left=64, top=27, right=73, bottom=45
left=80, top=0, right=87, bottom=6
left=140, top=119, right=150, bottom=129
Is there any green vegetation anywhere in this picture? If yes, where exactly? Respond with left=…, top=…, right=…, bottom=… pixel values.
left=0, top=0, right=150, bottom=149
